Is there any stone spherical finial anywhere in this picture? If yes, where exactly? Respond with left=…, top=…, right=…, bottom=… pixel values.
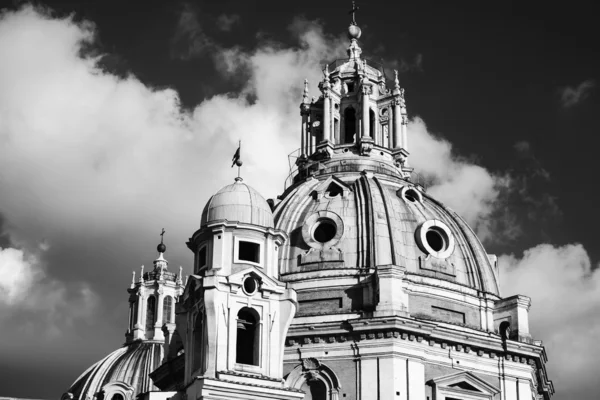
left=347, top=23, right=362, bottom=40
left=157, top=243, right=166, bottom=253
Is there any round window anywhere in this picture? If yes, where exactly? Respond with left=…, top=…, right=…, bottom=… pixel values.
left=399, top=186, right=422, bottom=203
left=425, top=228, right=446, bottom=252
left=301, top=211, right=344, bottom=250
left=404, top=189, right=419, bottom=202
left=243, top=276, right=258, bottom=295
left=415, top=220, right=455, bottom=259
left=313, top=219, right=337, bottom=243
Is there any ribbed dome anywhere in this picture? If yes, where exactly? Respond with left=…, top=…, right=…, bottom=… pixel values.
left=63, top=341, right=163, bottom=400
left=201, top=178, right=274, bottom=228
left=274, top=172, right=499, bottom=295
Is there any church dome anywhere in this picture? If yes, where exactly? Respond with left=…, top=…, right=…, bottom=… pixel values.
left=274, top=167, right=499, bottom=295
left=201, top=178, right=274, bottom=228
left=63, top=341, right=163, bottom=400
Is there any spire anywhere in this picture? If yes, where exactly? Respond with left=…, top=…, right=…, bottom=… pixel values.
left=130, top=271, right=136, bottom=289
left=177, top=266, right=183, bottom=285
left=154, top=229, right=168, bottom=271
left=302, top=79, right=310, bottom=104
left=347, top=1, right=362, bottom=59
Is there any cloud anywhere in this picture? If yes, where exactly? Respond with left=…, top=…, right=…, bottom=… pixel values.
left=500, top=244, right=600, bottom=399
left=0, top=247, right=39, bottom=304
left=216, top=13, right=240, bottom=32
left=170, top=3, right=213, bottom=60
left=0, top=4, right=345, bottom=357
left=0, top=244, right=98, bottom=339
left=559, top=79, right=595, bottom=108
left=408, top=117, right=511, bottom=240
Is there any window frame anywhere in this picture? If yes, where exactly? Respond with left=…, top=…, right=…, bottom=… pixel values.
left=197, top=244, right=208, bottom=274
left=233, top=237, right=263, bottom=267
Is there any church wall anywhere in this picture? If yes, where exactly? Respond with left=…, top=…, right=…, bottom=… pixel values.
left=409, top=293, right=481, bottom=328
left=296, top=285, right=365, bottom=316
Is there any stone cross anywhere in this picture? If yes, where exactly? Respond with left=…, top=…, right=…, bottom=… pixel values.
left=349, top=1, right=359, bottom=25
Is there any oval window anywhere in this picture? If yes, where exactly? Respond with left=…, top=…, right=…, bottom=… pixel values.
left=415, top=220, right=455, bottom=259
left=243, top=276, right=258, bottom=295
left=313, top=219, right=337, bottom=243
left=425, top=228, right=446, bottom=252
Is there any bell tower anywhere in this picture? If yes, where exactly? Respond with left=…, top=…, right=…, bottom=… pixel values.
left=126, top=231, right=184, bottom=344
left=174, top=178, right=304, bottom=400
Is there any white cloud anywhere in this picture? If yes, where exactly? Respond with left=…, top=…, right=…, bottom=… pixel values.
left=0, top=245, right=98, bottom=338
left=0, top=6, right=345, bottom=332
left=560, top=79, right=595, bottom=108
left=0, top=247, right=39, bottom=303
left=408, top=117, right=510, bottom=239
left=500, top=244, right=600, bottom=398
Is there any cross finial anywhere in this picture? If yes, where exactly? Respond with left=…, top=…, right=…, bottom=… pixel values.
left=349, top=1, right=359, bottom=25
left=160, top=228, right=166, bottom=244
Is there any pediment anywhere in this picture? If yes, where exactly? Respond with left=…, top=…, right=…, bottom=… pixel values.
left=227, top=267, right=285, bottom=296
left=429, top=371, right=499, bottom=397
left=311, top=175, right=352, bottom=201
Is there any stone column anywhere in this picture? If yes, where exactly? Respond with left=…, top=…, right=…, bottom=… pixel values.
left=401, top=115, right=408, bottom=152
left=155, top=291, right=165, bottom=340
left=393, top=99, right=401, bottom=148
left=361, top=86, right=370, bottom=138
left=300, top=113, right=307, bottom=156
left=133, top=294, right=145, bottom=340
left=323, top=92, right=331, bottom=143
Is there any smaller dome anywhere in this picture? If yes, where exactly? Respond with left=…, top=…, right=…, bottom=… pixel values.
left=201, top=178, right=274, bottom=228
left=63, top=341, right=163, bottom=400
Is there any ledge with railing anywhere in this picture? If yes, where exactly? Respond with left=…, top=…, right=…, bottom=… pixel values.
left=283, top=147, right=430, bottom=192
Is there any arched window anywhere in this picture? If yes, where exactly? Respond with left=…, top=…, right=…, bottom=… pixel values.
left=285, top=360, right=341, bottom=400
left=344, top=107, right=356, bottom=144
left=369, top=109, right=376, bottom=142
left=301, top=379, right=328, bottom=400
left=130, top=300, right=138, bottom=330
left=192, top=312, right=204, bottom=372
left=111, top=395, right=124, bottom=400
left=162, top=296, right=173, bottom=324
left=236, top=308, right=260, bottom=366
left=145, top=296, right=156, bottom=332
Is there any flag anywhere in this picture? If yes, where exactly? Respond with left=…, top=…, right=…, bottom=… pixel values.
left=231, top=145, right=241, bottom=167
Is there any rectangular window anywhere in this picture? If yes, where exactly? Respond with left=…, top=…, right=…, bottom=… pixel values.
left=238, top=241, right=260, bottom=263
left=198, top=246, right=207, bottom=272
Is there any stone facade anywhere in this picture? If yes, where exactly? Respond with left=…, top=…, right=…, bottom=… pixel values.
left=62, top=13, right=554, bottom=400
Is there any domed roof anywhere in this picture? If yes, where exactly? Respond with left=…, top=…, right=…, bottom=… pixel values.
left=201, top=178, right=274, bottom=228
left=63, top=341, right=163, bottom=400
left=274, top=171, right=499, bottom=295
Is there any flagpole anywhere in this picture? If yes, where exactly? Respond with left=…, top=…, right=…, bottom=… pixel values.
left=238, top=140, right=241, bottom=178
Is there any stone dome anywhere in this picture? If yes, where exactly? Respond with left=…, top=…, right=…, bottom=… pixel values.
left=201, top=178, right=274, bottom=228
left=62, top=341, right=163, bottom=400
left=274, top=167, right=499, bottom=295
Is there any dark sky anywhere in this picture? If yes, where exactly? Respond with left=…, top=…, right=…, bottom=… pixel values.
left=0, top=1, right=598, bottom=399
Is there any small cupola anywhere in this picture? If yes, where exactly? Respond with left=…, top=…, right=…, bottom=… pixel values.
left=200, top=177, right=274, bottom=228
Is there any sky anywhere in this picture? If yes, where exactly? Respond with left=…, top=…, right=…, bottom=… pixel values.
left=0, top=0, right=598, bottom=399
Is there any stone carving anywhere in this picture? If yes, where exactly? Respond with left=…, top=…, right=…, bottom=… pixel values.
left=302, top=357, right=321, bottom=370
left=359, top=138, right=374, bottom=155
